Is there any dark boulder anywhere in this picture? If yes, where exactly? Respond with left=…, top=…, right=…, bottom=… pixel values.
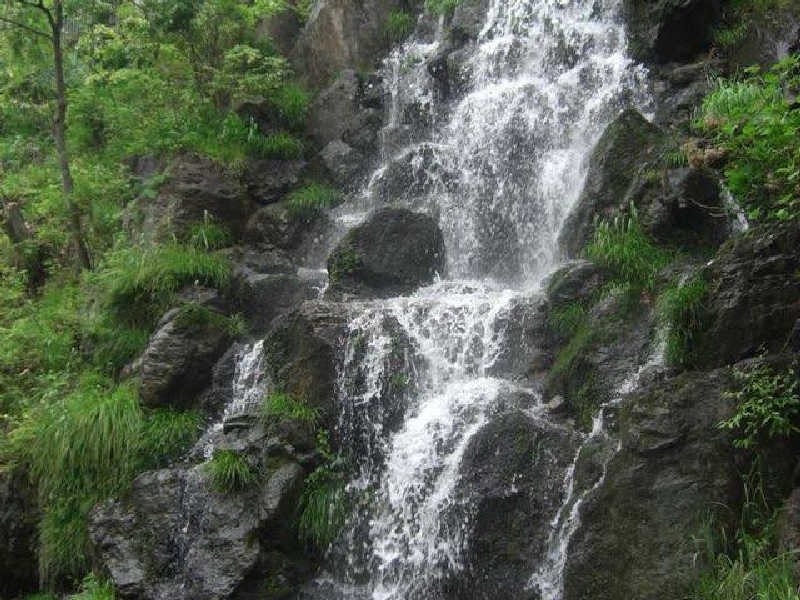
left=456, top=410, right=581, bottom=599
left=650, top=60, right=719, bottom=131
left=563, top=367, right=742, bottom=600
left=559, top=109, right=665, bottom=258
left=0, top=468, right=38, bottom=598
left=623, top=0, right=722, bottom=64
left=320, top=139, right=366, bottom=187
left=263, top=301, right=348, bottom=423
left=89, top=425, right=306, bottom=600
left=701, top=224, right=800, bottom=367
left=137, top=308, right=234, bottom=409
left=327, top=208, right=445, bottom=298
left=777, top=487, right=800, bottom=581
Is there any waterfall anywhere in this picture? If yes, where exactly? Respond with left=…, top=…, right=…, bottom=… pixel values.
left=305, top=0, right=649, bottom=598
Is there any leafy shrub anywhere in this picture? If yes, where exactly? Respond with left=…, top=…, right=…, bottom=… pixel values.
left=260, top=391, right=319, bottom=423
left=205, top=449, right=257, bottom=493
left=657, top=276, right=709, bottom=367
left=285, top=183, right=339, bottom=220
left=696, top=54, right=800, bottom=221
left=718, top=361, right=800, bottom=449
left=584, top=211, right=672, bottom=291
left=384, top=10, right=414, bottom=42
left=102, top=244, right=230, bottom=324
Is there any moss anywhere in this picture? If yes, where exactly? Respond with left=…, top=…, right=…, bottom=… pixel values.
left=328, top=244, right=358, bottom=284
left=173, top=303, right=245, bottom=336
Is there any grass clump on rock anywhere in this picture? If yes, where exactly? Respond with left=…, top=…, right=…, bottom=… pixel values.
left=205, top=449, right=257, bottom=494
left=384, top=10, right=415, bottom=42
left=260, top=391, right=319, bottom=424
left=657, top=276, right=709, bottom=367
left=286, top=183, right=339, bottom=220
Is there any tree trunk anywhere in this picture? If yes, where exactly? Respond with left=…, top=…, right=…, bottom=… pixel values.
left=1, top=195, right=47, bottom=290
left=50, top=0, right=91, bottom=270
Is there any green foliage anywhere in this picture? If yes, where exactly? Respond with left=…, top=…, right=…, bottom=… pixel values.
left=67, top=573, right=115, bottom=600
left=257, top=131, right=304, bottom=160
left=425, top=0, right=461, bottom=15
left=329, top=245, right=359, bottom=284
left=260, top=392, right=319, bottom=423
left=692, top=471, right=798, bottom=600
left=712, top=0, right=794, bottom=51
left=187, top=218, right=231, bottom=252
left=286, top=183, right=339, bottom=220
left=718, top=361, right=800, bottom=449
left=548, top=302, right=587, bottom=338
left=384, top=10, right=415, bottom=43
left=205, top=449, right=257, bottom=493
left=137, top=408, right=201, bottom=470
left=297, top=432, right=347, bottom=551
left=657, top=276, right=709, bottom=366
left=102, top=244, right=230, bottom=324
left=696, top=54, right=800, bottom=221
left=585, top=211, right=672, bottom=291
left=263, top=81, right=311, bottom=133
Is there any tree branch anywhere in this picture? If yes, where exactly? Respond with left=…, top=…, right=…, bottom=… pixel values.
left=0, top=14, right=51, bottom=38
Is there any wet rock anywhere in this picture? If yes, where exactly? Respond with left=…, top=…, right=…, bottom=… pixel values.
left=307, top=70, right=359, bottom=148
left=651, top=60, right=718, bottom=130
left=0, top=468, right=38, bottom=599
left=701, top=224, right=800, bottom=367
left=327, top=208, right=446, bottom=298
left=320, top=139, right=365, bottom=187
left=371, top=144, right=454, bottom=205
left=245, top=202, right=328, bottom=250
left=130, top=154, right=255, bottom=244
left=89, top=426, right=306, bottom=600
left=242, top=159, right=307, bottom=205
left=559, top=109, right=665, bottom=258
left=546, top=261, right=610, bottom=307
left=263, top=301, right=348, bottom=422
left=724, top=6, right=800, bottom=70
left=456, top=410, right=580, bottom=599
left=228, top=270, right=321, bottom=334
left=450, top=0, right=492, bottom=44
left=563, top=368, right=743, bottom=600
left=630, top=166, right=730, bottom=248
left=623, top=0, right=722, bottom=64
left=489, top=294, right=552, bottom=384
left=138, top=308, right=234, bottom=409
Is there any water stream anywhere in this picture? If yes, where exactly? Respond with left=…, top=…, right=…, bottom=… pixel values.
left=313, top=0, right=650, bottom=597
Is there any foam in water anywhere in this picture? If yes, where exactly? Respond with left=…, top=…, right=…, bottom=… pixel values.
left=307, top=0, right=651, bottom=597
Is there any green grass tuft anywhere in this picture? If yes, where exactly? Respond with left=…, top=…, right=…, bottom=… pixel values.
left=187, top=220, right=231, bottom=252
left=67, top=573, right=114, bottom=600
left=173, top=303, right=246, bottom=337
left=425, top=0, right=460, bottom=15
left=285, top=183, right=339, bottom=220
left=585, top=211, right=672, bottom=291
left=265, top=82, right=311, bottom=132
left=102, top=244, right=230, bottom=325
left=205, top=449, right=257, bottom=494
left=548, top=302, right=587, bottom=338
left=297, top=463, right=346, bottom=551
left=384, top=10, right=415, bottom=42
left=260, top=391, right=319, bottom=423
left=138, top=408, right=201, bottom=470
left=328, top=245, right=359, bottom=284
left=256, top=131, right=304, bottom=160
left=657, top=276, right=709, bottom=367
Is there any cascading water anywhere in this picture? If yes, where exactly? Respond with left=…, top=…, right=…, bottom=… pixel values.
left=306, top=0, right=650, bottom=598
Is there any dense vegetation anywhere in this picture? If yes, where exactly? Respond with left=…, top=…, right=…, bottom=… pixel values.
left=0, top=0, right=313, bottom=593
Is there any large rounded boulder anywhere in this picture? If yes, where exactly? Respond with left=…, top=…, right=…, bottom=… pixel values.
left=327, top=208, right=445, bottom=297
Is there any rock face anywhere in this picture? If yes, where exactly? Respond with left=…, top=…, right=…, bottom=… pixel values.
left=563, top=368, right=743, bottom=600
left=263, top=301, right=348, bottom=421
left=131, top=154, right=256, bottom=244
left=558, top=109, right=665, bottom=258
left=455, top=410, right=580, bottom=600
left=89, top=425, right=306, bottom=600
left=0, top=469, right=38, bottom=599
left=291, top=0, right=403, bottom=89
left=559, top=109, right=729, bottom=257
left=327, top=208, right=445, bottom=297
left=137, top=308, right=234, bottom=409
left=701, top=224, right=800, bottom=367
left=623, top=0, right=721, bottom=64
